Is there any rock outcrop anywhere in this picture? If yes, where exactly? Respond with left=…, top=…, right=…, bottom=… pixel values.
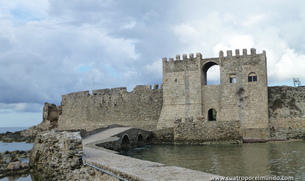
left=30, top=130, right=83, bottom=180
left=30, top=130, right=118, bottom=180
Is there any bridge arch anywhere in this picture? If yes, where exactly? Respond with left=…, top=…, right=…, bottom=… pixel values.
left=146, top=135, right=152, bottom=143
left=137, top=133, right=144, bottom=147
left=121, top=134, right=131, bottom=151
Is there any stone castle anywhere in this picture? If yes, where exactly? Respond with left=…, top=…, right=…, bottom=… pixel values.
left=53, top=48, right=305, bottom=143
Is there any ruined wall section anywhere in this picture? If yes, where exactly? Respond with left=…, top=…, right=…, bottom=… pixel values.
left=58, top=85, right=163, bottom=131
left=157, top=53, right=203, bottom=129
left=269, top=86, right=305, bottom=139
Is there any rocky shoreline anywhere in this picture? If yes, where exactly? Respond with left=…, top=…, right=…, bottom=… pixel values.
left=0, top=150, right=31, bottom=179
left=0, top=128, right=120, bottom=181
left=30, top=130, right=119, bottom=181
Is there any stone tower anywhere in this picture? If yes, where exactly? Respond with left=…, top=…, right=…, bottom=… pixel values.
left=157, top=48, right=269, bottom=139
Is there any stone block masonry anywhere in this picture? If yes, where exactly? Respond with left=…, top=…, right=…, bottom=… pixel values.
left=58, top=84, right=163, bottom=131
left=174, top=118, right=242, bottom=144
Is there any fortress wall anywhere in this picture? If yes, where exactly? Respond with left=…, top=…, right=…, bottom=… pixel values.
left=268, top=86, right=305, bottom=139
left=57, top=85, right=163, bottom=131
left=54, top=49, right=305, bottom=141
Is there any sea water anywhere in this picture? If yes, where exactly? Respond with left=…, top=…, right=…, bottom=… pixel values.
left=124, top=141, right=305, bottom=180
left=0, top=127, right=33, bottom=181
left=0, top=127, right=33, bottom=153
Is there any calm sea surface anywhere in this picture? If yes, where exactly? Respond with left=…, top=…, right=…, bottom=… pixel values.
left=0, top=127, right=32, bottom=181
left=124, top=141, right=305, bottom=180
left=2, top=127, right=304, bottom=180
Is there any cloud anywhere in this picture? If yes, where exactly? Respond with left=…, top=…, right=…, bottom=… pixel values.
left=274, top=48, right=305, bottom=81
left=1, top=0, right=305, bottom=127
left=144, top=60, right=162, bottom=79
left=0, top=103, right=42, bottom=113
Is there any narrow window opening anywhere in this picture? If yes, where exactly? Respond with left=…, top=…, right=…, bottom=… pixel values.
left=208, top=108, right=217, bottom=121
left=229, top=74, right=236, bottom=83
left=248, top=72, right=257, bottom=82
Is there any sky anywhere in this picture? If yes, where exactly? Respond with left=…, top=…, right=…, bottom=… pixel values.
left=1, top=0, right=305, bottom=127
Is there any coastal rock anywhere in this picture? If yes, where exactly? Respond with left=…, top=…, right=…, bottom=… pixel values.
left=30, top=130, right=83, bottom=180
left=0, top=131, right=29, bottom=143
left=0, top=150, right=31, bottom=161
left=0, top=152, right=30, bottom=179
left=7, top=161, right=21, bottom=170
left=30, top=130, right=119, bottom=180
left=20, top=162, right=29, bottom=168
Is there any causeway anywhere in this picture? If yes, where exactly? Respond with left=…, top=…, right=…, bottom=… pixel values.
left=82, top=127, right=218, bottom=181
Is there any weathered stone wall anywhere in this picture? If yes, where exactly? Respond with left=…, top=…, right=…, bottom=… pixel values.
left=218, top=49, right=268, bottom=131
left=158, top=54, right=203, bottom=129
left=58, top=85, right=163, bottom=131
left=30, top=131, right=119, bottom=181
left=174, top=117, right=242, bottom=144
left=268, top=86, right=305, bottom=139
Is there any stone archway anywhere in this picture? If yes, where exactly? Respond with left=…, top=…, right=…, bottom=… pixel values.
left=202, top=61, right=220, bottom=85
left=208, top=108, right=217, bottom=121
left=137, top=134, right=144, bottom=147
left=121, top=135, right=131, bottom=151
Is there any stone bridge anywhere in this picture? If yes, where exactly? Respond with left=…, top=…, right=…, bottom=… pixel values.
left=82, top=127, right=218, bottom=181
left=83, top=127, right=152, bottom=151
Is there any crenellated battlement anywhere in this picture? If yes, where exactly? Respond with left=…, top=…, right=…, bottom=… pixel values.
left=163, top=48, right=266, bottom=63
left=162, top=53, right=202, bottom=73
left=162, top=52, right=202, bottom=62
left=219, top=48, right=266, bottom=58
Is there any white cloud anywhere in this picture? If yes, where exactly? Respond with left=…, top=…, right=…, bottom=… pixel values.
left=1, top=0, right=305, bottom=127
left=242, top=14, right=267, bottom=27
left=275, top=48, right=305, bottom=81
left=144, top=60, right=162, bottom=78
